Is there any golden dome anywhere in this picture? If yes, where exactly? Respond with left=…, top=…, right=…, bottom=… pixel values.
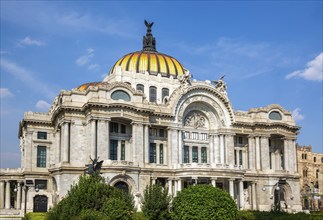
left=109, top=51, right=185, bottom=77
left=109, top=20, right=185, bottom=78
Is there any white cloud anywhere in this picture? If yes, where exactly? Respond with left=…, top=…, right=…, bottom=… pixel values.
left=286, top=53, right=323, bottom=81
left=36, top=100, right=51, bottom=110
left=76, top=48, right=94, bottom=66
left=0, top=88, right=14, bottom=98
left=292, top=108, right=305, bottom=122
left=88, top=64, right=99, bottom=71
left=0, top=58, right=56, bottom=99
left=18, top=37, right=44, bottom=47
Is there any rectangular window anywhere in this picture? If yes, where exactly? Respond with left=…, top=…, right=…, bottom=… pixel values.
left=184, top=132, right=190, bottom=139
left=192, top=132, right=198, bottom=140
left=121, top=124, right=126, bottom=134
left=110, top=140, right=118, bottom=160
left=37, top=146, right=46, bottom=167
left=37, top=132, right=47, bottom=140
left=269, top=152, right=272, bottom=169
left=269, top=139, right=272, bottom=147
left=184, top=146, right=189, bottom=163
left=238, top=137, right=243, bottom=144
left=35, top=179, right=47, bottom=189
left=201, top=133, right=207, bottom=140
left=234, top=150, right=237, bottom=165
left=192, top=146, right=198, bottom=163
left=159, top=144, right=164, bottom=164
left=121, top=141, right=125, bottom=160
left=149, top=128, right=157, bottom=137
left=159, top=129, right=165, bottom=138
left=239, top=150, right=243, bottom=165
left=149, top=143, right=157, bottom=163
left=314, top=157, right=316, bottom=162
left=110, top=122, right=118, bottom=133
left=201, top=147, right=207, bottom=163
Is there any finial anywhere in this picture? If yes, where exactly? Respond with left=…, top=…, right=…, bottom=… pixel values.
left=143, top=20, right=156, bottom=51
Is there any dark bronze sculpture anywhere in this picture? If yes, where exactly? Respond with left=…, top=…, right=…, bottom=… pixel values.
left=86, top=156, right=103, bottom=175
left=143, top=20, right=156, bottom=51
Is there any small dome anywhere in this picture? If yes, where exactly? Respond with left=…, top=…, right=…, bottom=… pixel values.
left=76, top=82, right=108, bottom=91
left=109, top=20, right=185, bottom=78
left=109, top=51, right=185, bottom=77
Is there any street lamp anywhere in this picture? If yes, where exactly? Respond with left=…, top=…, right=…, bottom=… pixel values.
left=15, top=182, right=39, bottom=215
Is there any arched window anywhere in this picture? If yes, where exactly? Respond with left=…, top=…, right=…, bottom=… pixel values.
left=269, top=111, right=282, bottom=120
left=162, top=88, right=169, bottom=100
left=316, top=169, right=319, bottom=179
left=149, top=86, right=157, bottom=102
left=111, top=90, right=131, bottom=101
left=303, top=169, right=308, bottom=177
left=136, top=84, right=144, bottom=93
left=114, top=181, right=129, bottom=194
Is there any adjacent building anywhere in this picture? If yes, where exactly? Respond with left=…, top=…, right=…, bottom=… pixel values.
left=297, top=145, right=323, bottom=210
left=0, top=22, right=302, bottom=216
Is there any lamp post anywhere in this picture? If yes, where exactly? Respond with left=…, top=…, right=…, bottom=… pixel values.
left=275, top=185, right=281, bottom=211
left=15, top=183, right=39, bottom=215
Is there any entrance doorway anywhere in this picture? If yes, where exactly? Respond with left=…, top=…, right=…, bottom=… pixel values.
left=114, top=181, right=129, bottom=194
left=33, top=195, right=48, bottom=212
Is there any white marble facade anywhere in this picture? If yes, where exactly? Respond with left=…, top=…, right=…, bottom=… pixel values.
left=0, top=24, right=302, bottom=215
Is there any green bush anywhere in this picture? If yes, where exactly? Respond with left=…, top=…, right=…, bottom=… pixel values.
left=237, top=210, right=256, bottom=220
left=133, top=212, right=148, bottom=220
left=23, top=212, right=46, bottom=220
left=72, top=209, right=109, bottom=220
left=171, top=185, right=237, bottom=220
left=237, top=210, right=317, bottom=220
left=141, top=184, right=171, bottom=220
left=46, top=174, right=134, bottom=220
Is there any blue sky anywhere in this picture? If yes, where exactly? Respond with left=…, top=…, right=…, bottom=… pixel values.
left=1, top=1, right=322, bottom=168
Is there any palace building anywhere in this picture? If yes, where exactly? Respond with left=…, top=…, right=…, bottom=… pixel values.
left=296, top=145, right=323, bottom=210
left=0, top=21, right=302, bottom=216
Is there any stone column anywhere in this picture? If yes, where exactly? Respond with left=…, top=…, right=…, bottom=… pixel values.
left=252, top=182, right=257, bottom=210
left=178, top=130, right=182, bottom=164
left=168, top=179, right=173, bottom=195
left=171, top=129, right=178, bottom=165
left=235, top=150, right=239, bottom=166
left=177, top=179, right=182, bottom=192
left=151, top=178, right=156, bottom=185
left=211, top=178, right=217, bottom=187
left=255, top=136, right=261, bottom=170
left=17, top=182, right=22, bottom=209
left=248, top=136, right=255, bottom=170
left=226, top=135, right=234, bottom=167
left=167, top=129, right=172, bottom=167
left=21, top=186, right=26, bottom=213
left=62, top=122, right=70, bottom=163
left=0, top=181, right=4, bottom=208
left=292, top=140, right=297, bottom=172
left=214, top=135, right=220, bottom=164
left=283, top=139, right=288, bottom=171
left=239, top=180, right=244, bottom=210
left=220, top=135, right=224, bottom=164
left=132, top=123, right=137, bottom=162
left=229, top=179, right=234, bottom=198
left=260, top=136, right=269, bottom=171
left=5, top=181, right=10, bottom=209
left=90, top=120, right=96, bottom=159
left=98, top=120, right=109, bottom=161
left=144, top=125, right=149, bottom=164
left=209, top=135, right=214, bottom=164
left=174, top=180, right=178, bottom=196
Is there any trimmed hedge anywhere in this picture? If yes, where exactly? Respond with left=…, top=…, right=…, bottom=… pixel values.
left=171, top=185, right=237, bottom=220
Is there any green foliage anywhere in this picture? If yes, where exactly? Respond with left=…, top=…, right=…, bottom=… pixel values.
left=141, top=184, right=171, bottom=220
left=171, top=185, right=237, bottom=220
left=133, top=212, right=148, bottom=220
left=23, top=212, right=46, bottom=220
left=237, top=210, right=321, bottom=220
left=46, top=174, right=134, bottom=220
left=72, top=209, right=109, bottom=220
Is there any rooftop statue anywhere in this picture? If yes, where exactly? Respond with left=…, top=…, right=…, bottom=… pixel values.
left=212, top=75, right=227, bottom=95
left=144, top=20, right=154, bottom=34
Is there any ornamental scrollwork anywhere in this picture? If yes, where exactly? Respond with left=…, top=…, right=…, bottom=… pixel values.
left=184, top=112, right=206, bottom=129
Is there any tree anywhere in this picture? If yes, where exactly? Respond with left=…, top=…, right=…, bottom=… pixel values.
left=141, top=184, right=171, bottom=220
left=171, top=185, right=237, bottom=220
left=46, top=174, right=134, bottom=220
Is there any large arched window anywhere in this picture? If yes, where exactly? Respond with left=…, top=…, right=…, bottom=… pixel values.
left=269, top=111, right=282, bottom=120
left=149, top=86, right=157, bottom=102
left=111, top=90, right=131, bottom=101
left=136, top=84, right=144, bottom=93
